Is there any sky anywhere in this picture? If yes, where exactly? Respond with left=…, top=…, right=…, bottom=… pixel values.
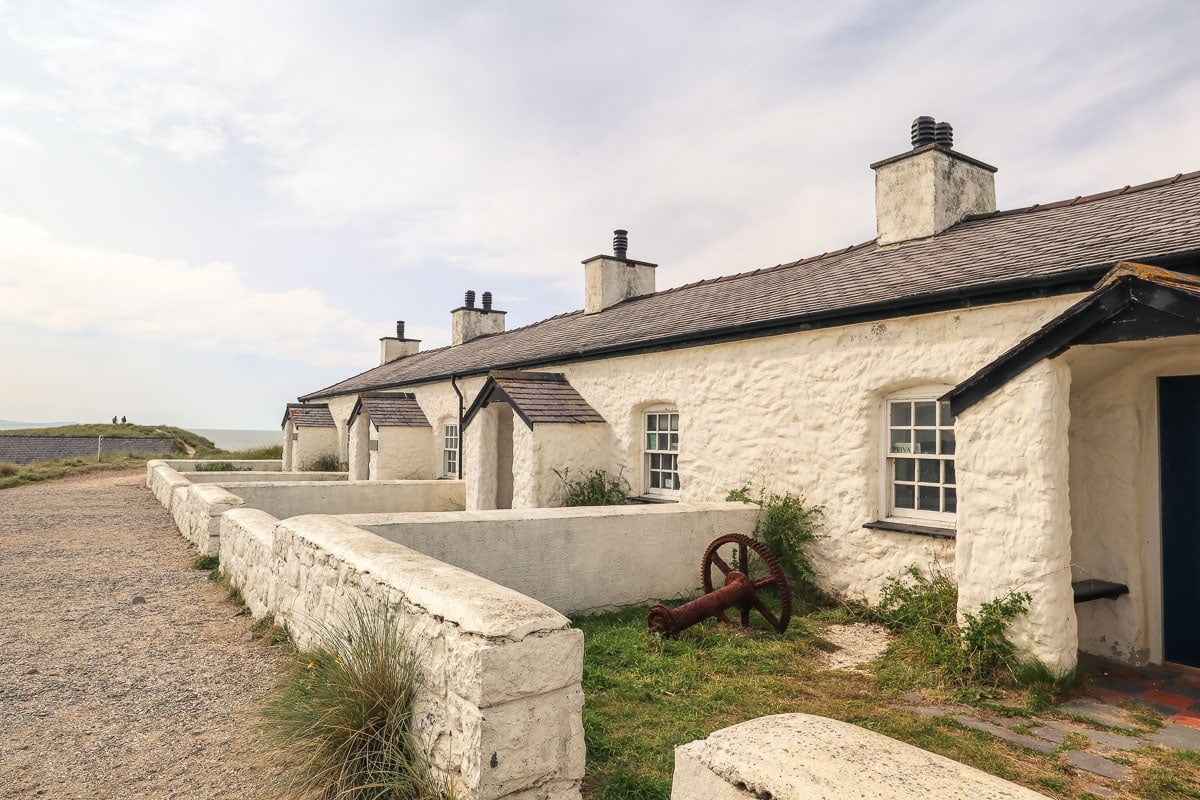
left=0, top=1, right=1197, bottom=429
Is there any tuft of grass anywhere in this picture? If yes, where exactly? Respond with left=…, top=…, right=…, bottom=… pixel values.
left=0, top=453, right=154, bottom=489
left=194, top=461, right=237, bottom=472
left=258, top=604, right=452, bottom=799
left=872, top=567, right=1035, bottom=697
left=725, top=486, right=824, bottom=606
left=305, top=453, right=344, bottom=472
left=192, top=555, right=220, bottom=571
left=0, top=461, right=19, bottom=477
left=556, top=468, right=632, bottom=506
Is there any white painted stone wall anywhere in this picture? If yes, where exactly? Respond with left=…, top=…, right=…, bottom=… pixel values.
left=672, top=714, right=1049, bottom=799
left=1064, top=338, right=1200, bottom=665
left=349, top=413, right=370, bottom=480
left=376, top=426, right=435, bottom=480
left=218, top=510, right=585, bottom=800
left=173, top=483, right=244, bottom=556
left=184, top=471, right=346, bottom=485
left=292, top=426, right=340, bottom=470
left=227, top=480, right=464, bottom=518
left=317, top=297, right=1075, bottom=614
left=512, top=423, right=611, bottom=508
left=152, top=458, right=284, bottom=472
left=584, top=255, right=656, bottom=314
left=282, top=420, right=295, bottom=469
left=956, top=359, right=1077, bottom=674
left=344, top=502, right=759, bottom=614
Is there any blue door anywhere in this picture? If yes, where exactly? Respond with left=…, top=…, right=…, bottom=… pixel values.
left=1158, top=376, right=1200, bottom=668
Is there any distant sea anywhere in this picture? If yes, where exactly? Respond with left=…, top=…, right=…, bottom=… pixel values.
left=192, top=428, right=281, bottom=451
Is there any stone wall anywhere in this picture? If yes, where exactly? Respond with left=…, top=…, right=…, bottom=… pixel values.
left=0, top=435, right=178, bottom=465
left=344, top=502, right=760, bottom=614
left=956, top=359, right=1077, bottom=674
left=218, top=510, right=585, bottom=800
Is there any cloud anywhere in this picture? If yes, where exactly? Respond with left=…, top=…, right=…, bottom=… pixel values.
left=0, top=214, right=378, bottom=368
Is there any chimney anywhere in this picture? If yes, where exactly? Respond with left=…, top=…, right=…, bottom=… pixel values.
left=380, top=319, right=421, bottom=364
left=870, top=116, right=997, bottom=246
left=452, top=289, right=506, bottom=345
left=583, top=229, right=657, bottom=314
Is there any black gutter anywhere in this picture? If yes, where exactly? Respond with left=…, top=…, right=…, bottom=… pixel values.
left=450, top=375, right=464, bottom=479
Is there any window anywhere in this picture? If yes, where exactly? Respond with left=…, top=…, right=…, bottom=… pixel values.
left=885, top=395, right=955, bottom=522
left=442, top=423, right=459, bottom=477
left=644, top=409, right=680, bottom=496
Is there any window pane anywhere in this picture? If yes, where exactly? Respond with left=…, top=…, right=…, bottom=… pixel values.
left=918, top=485, right=940, bottom=511
left=918, top=459, right=939, bottom=483
left=914, top=429, right=936, bottom=454
left=669, top=414, right=678, bottom=432
left=650, top=471, right=660, bottom=489
left=671, top=472, right=680, bottom=490
left=647, top=415, right=659, bottom=432
left=939, top=401, right=954, bottom=426
left=646, top=433, right=657, bottom=450
left=944, top=487, right=957, bottom=513
left=669, top=433, right=679, bottom=451
left=650, top=453, right=661, bottom=470
left=943, top=461, right=955, bottom=486
left=894, top=483, right=915, bottom=509
left=894, top=458, right=915, bottom=481
left=915, top=401, right=936, bottom=426
left=940, top=429, right=955, bottom=455
left=890, top=429, right=912, bottom=454
left=890, top=402, right=911, bottom=426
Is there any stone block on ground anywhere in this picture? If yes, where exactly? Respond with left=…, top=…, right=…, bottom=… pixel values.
left=671, top=713, right=1053, bottom=800
left=1057, top=700, right=1138, bottom=731
left=1039, top=720, right=1141, bottom=751
left=1149, top=722, right=1200, bottom=750
left=952, top=715, right=1057, bottom=753
left=1065, top=750, right=1130, bottom=782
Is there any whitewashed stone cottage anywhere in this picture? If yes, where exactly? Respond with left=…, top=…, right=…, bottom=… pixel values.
left=289, top=118, right=1200, bottom=674
left=280, top=402, right=338, bottom=471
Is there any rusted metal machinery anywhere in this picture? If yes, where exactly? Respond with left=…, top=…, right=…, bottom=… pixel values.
left=647, top=533, right=791, bottom=637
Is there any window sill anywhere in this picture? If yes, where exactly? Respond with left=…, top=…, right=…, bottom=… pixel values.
left=631, top=495, right=680, bottom=504
left=863, top=519, right=955, bottom=540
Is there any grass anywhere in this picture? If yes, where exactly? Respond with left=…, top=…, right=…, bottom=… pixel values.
left=0, top=422, right=282, bottom=489
left=258, top=604, right=452, bottom=799
left=575, top=603, right=1200, bottom=800
left=555, top=468, right=632, bottom=506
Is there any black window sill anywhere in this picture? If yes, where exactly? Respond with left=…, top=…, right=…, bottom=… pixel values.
left=864, top=519, right=956, bottom=540
left=631, top=495, right=680, bottom=504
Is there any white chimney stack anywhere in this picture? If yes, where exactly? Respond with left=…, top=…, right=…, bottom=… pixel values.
left=871, top=117, right=997, bottom=246
left=583, top=229, right=657, bottom=314
left=451, top=290, right=506, bottom=346
left=380, top=320, right=420, bottom=365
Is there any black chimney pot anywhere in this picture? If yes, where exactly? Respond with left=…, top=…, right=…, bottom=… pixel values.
left=934, top=121, right=954, bottom=148
left=482, top=291, right=493, bottom=311
left=613, top=229, right=628, bottom=260
left=396, top=320, right=405, bottom=339
left=464, top=290, right=476, bottom=308
left=911, top=116, right=936, bottom=148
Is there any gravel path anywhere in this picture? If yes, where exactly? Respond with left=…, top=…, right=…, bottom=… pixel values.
left=0, top=469, right=287, bottom=799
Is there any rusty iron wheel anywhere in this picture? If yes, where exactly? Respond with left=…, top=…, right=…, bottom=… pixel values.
left=700, top=533, right=792, bottom=633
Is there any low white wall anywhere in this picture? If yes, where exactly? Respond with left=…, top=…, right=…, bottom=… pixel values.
left=173, top=483, right=244, bottom=556
left=154, top=458, right=284, bottom=472
left=228, top=480, right=464, bottom=519
left=183, top=471, right=346, bottom=484
left=672, top=714, right=1049, bottom=799
left=146, top=461, right=191, bottom=509
left=219, top=510, right=585, bottom=800
left=344, top=502, right=759, bottom=614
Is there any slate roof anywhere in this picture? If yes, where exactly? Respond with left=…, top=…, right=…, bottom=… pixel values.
left=348, top=393, right=430, bottom=428
left=0, top=436, right=178, bottom=466
left=281, top=403, right=335, bottom=429
left=463, top=371, right=605, bottom=427
left=302, top=170, right=1200, bottom=401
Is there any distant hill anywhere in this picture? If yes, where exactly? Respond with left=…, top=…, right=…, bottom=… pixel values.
left=0, top=419, right=76, bottom=429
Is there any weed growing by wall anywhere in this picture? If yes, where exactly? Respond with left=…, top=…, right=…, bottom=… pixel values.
left=726, top=487, right=823, bottom=602
left=258, top=604, right=452, bottom=800
left=555, top=468, right=632, bottom=506
left=874, top=567, right=1031, bottom=691
left=193, top=461, right=237, bottom=472
left=307, top=453, right=345, bottom=472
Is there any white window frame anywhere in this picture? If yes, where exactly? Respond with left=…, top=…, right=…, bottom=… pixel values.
left=442, top=423, right=459, bottom=478
left=881, top=388, right=956, bottom=526
left=643, top=407, right=680, bottom=498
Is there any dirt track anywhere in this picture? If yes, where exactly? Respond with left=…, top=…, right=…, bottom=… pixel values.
left=0, top=469, right=286, bottom=799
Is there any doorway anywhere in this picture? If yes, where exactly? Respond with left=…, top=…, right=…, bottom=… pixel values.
left=1158, top=375, right=1200, bottom=668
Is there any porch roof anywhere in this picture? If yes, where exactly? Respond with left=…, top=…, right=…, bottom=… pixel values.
left=281, top=402, right=335, bottom=429
left=944, top=262, right=1200, bottom=413
left=347, top=392, right=430, bottom=428
left=463, top=371, right=606, bottom=429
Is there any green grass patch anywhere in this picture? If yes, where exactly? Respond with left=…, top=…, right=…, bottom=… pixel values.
left=0, top=453, right=154, bottom=489
left=555, top=468, right=632, bottom=506
left=192, top=554, right=220, bottom=571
